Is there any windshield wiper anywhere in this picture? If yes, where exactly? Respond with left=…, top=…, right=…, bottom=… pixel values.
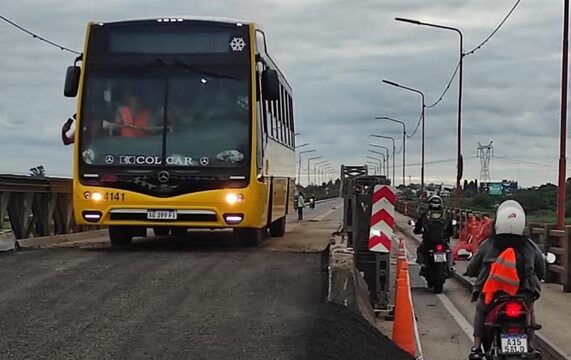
left=170, top=59, right=240, bottom=81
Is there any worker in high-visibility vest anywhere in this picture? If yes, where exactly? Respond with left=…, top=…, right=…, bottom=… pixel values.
left=464, top=200, right=545, bottom=359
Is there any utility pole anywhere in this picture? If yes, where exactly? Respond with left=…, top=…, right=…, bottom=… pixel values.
left=477, top=141, right=493, bottom=184
left=558, top=0, right=570, bottom=230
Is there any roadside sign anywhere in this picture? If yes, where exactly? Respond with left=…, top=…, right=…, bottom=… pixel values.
left=368, top=185, right=396, bottom=253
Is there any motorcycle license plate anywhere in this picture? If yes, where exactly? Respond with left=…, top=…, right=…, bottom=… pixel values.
left=500, top=334, right=528, bottom=354
left=433, top=253, right=447, bottom=263
left=147, top=210, right=177, bottom=220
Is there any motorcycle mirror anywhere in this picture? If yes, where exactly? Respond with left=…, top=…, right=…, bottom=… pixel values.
left=545, top=252, right=556, bottom=264
left=458, top=249, right=473, bottom=259
left=408, top=220, right=416, bottom=226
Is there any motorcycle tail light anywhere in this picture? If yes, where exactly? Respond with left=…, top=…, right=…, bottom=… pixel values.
left=505, top=301, right=524, bottom=318
left=435, top=244, right=444, bottom=252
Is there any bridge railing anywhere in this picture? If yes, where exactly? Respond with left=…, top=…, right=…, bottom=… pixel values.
left=397, top=199, right=571, bottom=292
left=0, top=175, right=89, bottom=240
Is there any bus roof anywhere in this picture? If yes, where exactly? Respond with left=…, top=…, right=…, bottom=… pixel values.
left=95, top=16, right=254, bottom=26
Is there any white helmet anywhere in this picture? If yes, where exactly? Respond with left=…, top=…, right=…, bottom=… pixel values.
left=495, top=200, right=526, bottom=236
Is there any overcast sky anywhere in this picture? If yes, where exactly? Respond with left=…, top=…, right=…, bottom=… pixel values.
left=0, top=0, right=567, bottom=186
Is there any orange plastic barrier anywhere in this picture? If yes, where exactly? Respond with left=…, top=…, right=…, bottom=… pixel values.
left=453, top=216, right=493, bottom=260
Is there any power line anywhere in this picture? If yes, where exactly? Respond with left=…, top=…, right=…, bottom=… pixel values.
left=465, top=0, right=522, bottom=56
left=392, top=156, right=478, bottom=168
left=494, top=156, right=552, bottom=168
left=422, top=0, right=522, bottom=110
left=426, top=61, right=460, bottom=109
left=0, top=14, right=81, bottom=55
left=406, top=112, right=423, bottom=139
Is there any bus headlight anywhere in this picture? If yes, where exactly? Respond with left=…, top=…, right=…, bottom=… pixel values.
left=225, top=193, right=244, bottom=205
left=91, top=192, right=103, bottom=201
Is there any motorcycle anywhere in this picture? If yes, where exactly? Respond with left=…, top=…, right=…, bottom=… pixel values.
left=481, top=294, right=542, bottom=360
left=425, top=240, right=451, bottom=294
left=309, top=197, right=316, bottom=209
left=478, top=252, right=555, bottom=360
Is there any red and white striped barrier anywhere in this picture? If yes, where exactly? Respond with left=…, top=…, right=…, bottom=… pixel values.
left=368, top=185, right=396, bottom=253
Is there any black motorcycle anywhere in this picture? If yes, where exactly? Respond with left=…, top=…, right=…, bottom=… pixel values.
left=424, top=240, right=451, bottom=294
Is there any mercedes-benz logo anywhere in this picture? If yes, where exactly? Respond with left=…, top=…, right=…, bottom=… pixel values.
left=200, top=157, right=210, bottom=166
left=157, top=171, right=170, bottom=183
left=105, top=155, right=114, bottom=165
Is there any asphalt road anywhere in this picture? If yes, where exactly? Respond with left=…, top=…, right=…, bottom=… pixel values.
left=0, top=201, right=343, bottom=360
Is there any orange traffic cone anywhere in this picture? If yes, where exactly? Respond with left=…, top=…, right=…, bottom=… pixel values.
left=395, top=241, right=406, bottom=281
left=392, top=265, right=417, bottom=357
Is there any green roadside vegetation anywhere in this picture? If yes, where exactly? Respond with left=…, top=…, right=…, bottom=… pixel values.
left=297, top=179, right=341, bottom=201
left=400, top=181, right=571, bottom=224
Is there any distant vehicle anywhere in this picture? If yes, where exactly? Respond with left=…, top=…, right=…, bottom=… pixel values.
left=64, top=17, right=296, bottom=247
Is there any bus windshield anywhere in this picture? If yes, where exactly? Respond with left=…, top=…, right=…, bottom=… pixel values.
left=79, top=22, right=251, bottom=173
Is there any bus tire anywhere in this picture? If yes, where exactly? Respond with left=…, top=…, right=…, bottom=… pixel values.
left=269, top=216, right=286, bottom=237
left=171, top=227, right=188, bottom=237
left=234, top=228, right=266, bottom=247
left=153, top=227, right=170, bottom=237
left=109, top=226, right=133, bottom=247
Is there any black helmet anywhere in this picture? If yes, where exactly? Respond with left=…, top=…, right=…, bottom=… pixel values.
left=428, top=195, right=443, bottom=210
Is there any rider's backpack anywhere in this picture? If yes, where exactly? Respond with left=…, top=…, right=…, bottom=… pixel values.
left=423, top=210, right=448, bottom=241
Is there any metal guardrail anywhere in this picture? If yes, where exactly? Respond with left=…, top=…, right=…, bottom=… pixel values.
left=0, top=174, right=83, bottom=240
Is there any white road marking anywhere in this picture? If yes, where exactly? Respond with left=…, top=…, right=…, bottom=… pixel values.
left=436, top=293, right=474, bottom=340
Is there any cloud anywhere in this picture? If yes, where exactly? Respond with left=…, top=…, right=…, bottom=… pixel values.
left=0, top=0, right=566, bottom=186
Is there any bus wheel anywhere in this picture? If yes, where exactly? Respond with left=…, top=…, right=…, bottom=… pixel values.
left=109, top=226, right=133, bottom=247
left=171, top=227, right=188, bottom=237
left=234, top=228, right=266, bottom=247
left=153, top=227, right=170, bottom=237
left=269, top=217, right=286, bottom=237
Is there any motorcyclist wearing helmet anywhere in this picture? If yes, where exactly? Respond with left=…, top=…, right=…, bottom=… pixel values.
left=465, top=200, right=545, bottom=359
left=413, top=195, right=454, bottom=276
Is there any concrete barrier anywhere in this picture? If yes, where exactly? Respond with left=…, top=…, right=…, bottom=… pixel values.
left=327, top=233, right=376, bottom=325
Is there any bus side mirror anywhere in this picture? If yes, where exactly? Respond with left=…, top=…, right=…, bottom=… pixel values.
left=64, top=66, right=81, bottom=97
left=262, top=69, right=280, bottom=101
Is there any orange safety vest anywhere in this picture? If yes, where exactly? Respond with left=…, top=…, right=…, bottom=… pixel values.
left=120, top=106, right=149, bottom=138
left=482, top=247, right=520, bottom=304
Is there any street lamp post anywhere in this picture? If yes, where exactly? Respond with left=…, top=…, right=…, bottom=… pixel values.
left=382, top=79, right=425, bottom=195
left=395, top=17, right=464, bottom=209
left=371, top=134, right=396, bottom=186
left=375, top=116, right=406, bottom=187
left=366, top=161, right=379, bottom=175
left=369, top=145, right=390, bottom=179
left=321, top=163, right=333, bottom=185
left=307, top=156, right=322, bottom=187
left=369, top=149, right=388, bottom=176
left=366, top=156, right=383, bottom=175
left=298, top=149, right=315, bottom=186
left=314, top=160, right=327, bottom=185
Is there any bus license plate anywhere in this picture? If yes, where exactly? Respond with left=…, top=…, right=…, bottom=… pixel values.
left=433, top=253, right=447, bottom=263
left=501, top=334, right=528, bottom=354
left=147, top=210, right=177, bottom=220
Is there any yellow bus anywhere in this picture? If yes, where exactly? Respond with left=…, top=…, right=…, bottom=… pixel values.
left=64, top=17, right=296, bottom=246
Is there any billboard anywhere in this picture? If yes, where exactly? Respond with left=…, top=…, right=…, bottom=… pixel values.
left=488, top=182, right=503, bottom=196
